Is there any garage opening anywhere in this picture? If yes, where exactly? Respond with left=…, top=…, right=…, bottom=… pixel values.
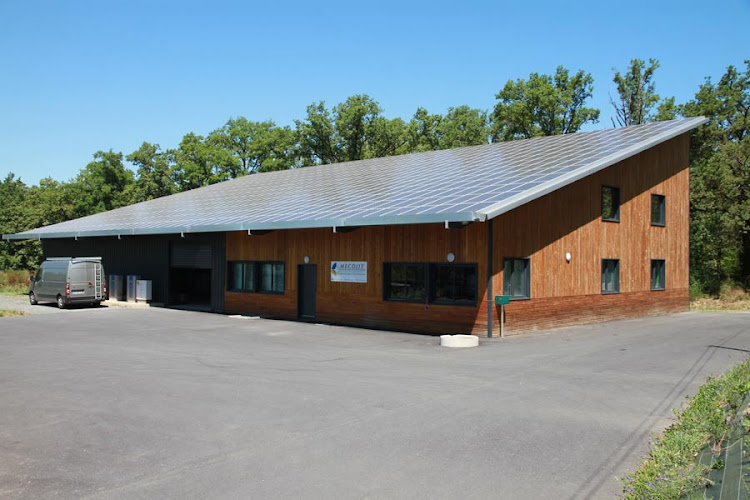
left=169, top=243, right=213, bottom=310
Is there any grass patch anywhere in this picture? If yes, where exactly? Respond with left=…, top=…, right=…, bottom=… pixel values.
left=0, top=309, right=28, bottom=317
left=0, top=270, right=32, bottom=295
left=621, top=357, right=750, bottom=498
left=691, top=282, right=750, bottom=312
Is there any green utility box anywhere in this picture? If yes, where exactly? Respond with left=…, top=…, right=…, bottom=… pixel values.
left=495, top=295, right=510, bottom=306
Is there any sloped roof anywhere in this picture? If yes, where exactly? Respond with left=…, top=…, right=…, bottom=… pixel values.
left=4, top=117, right=707, bottom=240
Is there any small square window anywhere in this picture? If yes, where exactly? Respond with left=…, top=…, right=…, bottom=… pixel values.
left=651, top=194, right=666, bottom=226
left=651, top=260, right=665, bottom=290
left=503, top=258, right=530, bottom=300
left=602, top=186, right=620, bottom=222
left=601, top=259, right=620, bottom=294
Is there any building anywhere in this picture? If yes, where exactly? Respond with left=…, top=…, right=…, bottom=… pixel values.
left=4, top=117, right=707, bottom=336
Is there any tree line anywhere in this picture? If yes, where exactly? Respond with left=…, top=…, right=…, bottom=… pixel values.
left=1, top=59, right=748, bottom=296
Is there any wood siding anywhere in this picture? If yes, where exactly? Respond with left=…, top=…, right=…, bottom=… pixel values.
left=492, top=133, right=690, bottom=334
left=225, top=134, right=691, bottom=336
left=225, top=223, right=490, bottom=335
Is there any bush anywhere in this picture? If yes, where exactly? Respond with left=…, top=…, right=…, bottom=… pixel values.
left=0, top=270, right=32, bottom=295
left=689, top=278, right=704, bottom=301
left=718, top=281, right=749, bottom=302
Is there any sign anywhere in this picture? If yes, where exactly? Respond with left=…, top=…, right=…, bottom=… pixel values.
left=331, top=261, right=367, bottom=283
left=495, top=295, right=510, bottom=306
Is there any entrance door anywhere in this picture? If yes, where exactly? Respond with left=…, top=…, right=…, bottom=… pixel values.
left=298, top=264, right=317, bottom=320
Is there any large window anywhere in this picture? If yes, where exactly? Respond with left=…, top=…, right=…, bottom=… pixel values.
left=227, top=261, right=284, bottom=294
left=383, top=262, right=477, bottom=306
left=651, top=259, right=665, bottom=290
left=651, top=194, right=666, bottom=226
left=601, top=259, right=620, bottom=294
left=430, top=264, right=477, bottom=305
left=383, top=263, right=427, bottom=302
left=503, top=258, right=530, bottom=300
left=602, top=185, right=620, bottom=222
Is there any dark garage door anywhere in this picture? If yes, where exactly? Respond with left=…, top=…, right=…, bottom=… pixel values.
left=170, top=243, right=212, bottom=307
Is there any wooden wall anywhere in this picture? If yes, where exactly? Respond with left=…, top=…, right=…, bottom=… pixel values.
left=225, top=223, right=491, bottom=335
left=492, top=133, right=690, bottom=334
left=225, top=133, right=691, bottom=336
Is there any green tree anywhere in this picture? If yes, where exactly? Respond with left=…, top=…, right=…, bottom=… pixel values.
left=682, top=61, right=750, bottom=290
left=125, top=142, right=174, bottom=203
left=210, top=117, right=299, bottom=174
left=406, top=108, right=442, bottom=152
left=437, top=106, right=489, bottom=149
left=610, top=59, right=664, bottom=126
left=297, top=102, right=340, bottom=164
left=70, top=150, right=134, bottom=217
left=297, top=95, right=390, bottom=164
left=366, top=116, right=409, bottom=158
left=491, top=66, right=599, bottom=141
left=0, top=173, right=38, bottom=269
left=170, top=133, right=238, bottom=191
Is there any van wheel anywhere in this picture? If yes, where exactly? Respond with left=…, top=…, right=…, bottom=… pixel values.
left=57, top=295, right=65, bottom=309
left=29, top=292, right=37, bottom=305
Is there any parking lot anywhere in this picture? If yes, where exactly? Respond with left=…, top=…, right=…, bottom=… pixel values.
left=1, top=307, right=749, bottom=499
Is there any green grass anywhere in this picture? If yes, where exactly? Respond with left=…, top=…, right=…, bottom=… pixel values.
left=0, top=309, right=28, bottom=317
left=0, top=270, right=32, bottom=295
left=621, top=357, right=750, bottom=498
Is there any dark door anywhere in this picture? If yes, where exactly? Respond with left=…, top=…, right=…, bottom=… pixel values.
left=298, top=264, right=317, bottom=320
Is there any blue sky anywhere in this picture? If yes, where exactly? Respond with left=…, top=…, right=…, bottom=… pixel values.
left=1, top=0, right=749, bottom=185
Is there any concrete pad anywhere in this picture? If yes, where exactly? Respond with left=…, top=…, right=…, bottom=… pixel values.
left=1, top=309, right=749, bottom=499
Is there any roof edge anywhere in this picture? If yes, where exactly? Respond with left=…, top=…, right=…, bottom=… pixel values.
left=476, top=116, right=709, bottom=221
left=2, top=212, right=480, bottom=241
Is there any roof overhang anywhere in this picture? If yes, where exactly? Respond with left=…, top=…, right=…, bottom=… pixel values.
left=2, top=211, right=482, bottom=240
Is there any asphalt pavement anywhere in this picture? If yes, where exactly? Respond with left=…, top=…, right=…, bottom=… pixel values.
left=1, top=308, right=749, bottom=499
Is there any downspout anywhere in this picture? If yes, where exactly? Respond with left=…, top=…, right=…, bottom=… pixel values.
left=487, top=218, right=493, bottom=338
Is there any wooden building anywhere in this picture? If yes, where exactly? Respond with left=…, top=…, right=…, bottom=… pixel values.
left=4, top=118, right=707, bottom=336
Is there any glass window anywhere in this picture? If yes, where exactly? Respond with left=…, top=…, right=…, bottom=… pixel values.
left=602, top=185, right=620, bottom=222
left=503, top=258, right=530, bottom=299
left=384, top=263, right=426, bottom=302
left=651, top=259, right=665, bottom=290
left=228, top=262, right=245, bottom=291
left=430, top=264, right=477, bottom=305
left=601, top=259, right=620, bottom=294
left=227, top=261, right=283, bottom=293
left=651, top=194, right=666, bottom=226
left=260, top=262, right=284, bottom=293
left=243, top=263, right=256, bottom=292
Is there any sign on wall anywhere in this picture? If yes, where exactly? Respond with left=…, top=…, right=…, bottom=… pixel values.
left=330, top=261, right=367, bottom=283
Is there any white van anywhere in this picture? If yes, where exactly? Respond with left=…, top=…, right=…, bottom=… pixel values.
left=29, top=257, right=107, bottom=308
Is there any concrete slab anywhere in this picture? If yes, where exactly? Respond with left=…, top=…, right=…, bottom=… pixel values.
left=0, top=309, right=748, bottom=499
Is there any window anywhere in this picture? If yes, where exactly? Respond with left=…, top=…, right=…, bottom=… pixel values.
left=601, top=259, right=620, bottom=294
left=430, top=264, right=477, bottom=305
left=260, top=262, right=285, bottom=293
left=503, top=258, right=530, bottom=300
left=227, top=261, right=284, bottom=294
left=651, top=259, right=665, bottom=290
left=383, top=263, right=426, bottom=302
left=651, top=194, right=666, bottom=226
left=602, top=185, right=620, bottom=222
left=383, top=262, right=477, bottom=305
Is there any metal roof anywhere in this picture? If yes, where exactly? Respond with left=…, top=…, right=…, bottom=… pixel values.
left=4, top=117, right=708, bottom=240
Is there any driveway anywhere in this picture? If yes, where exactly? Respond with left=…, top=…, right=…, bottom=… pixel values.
left=1, top=309, right=749, bottom=499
